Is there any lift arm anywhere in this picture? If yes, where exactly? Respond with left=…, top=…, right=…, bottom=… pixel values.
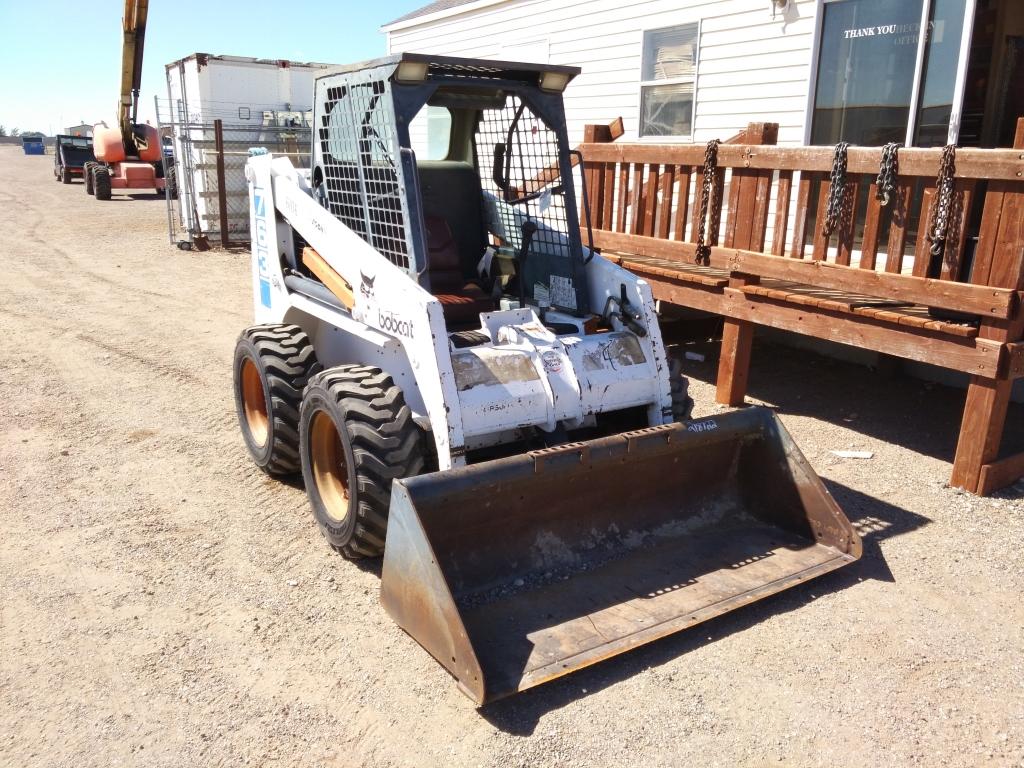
left=118, top=0, right=149, bottom=147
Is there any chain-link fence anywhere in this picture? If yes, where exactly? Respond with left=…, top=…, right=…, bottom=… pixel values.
left=156, top=99, right=313, bottom=249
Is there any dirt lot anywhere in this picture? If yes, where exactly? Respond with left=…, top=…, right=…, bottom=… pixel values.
left=1, top=144, right=1022, bottom=768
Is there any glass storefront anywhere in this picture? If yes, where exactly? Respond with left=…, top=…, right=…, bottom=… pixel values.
left=811, top=0, right=967, bottom=147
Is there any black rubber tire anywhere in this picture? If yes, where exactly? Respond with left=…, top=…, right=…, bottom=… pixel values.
left=165, top=166, right=178, bottom=200
left=93, top=166, right=112, bottom=200
left=84, top=163, right=95, bottom=195
left=299, top=365, right=425, bottom=559
left=233, top=324, right=320, bottom=476
left=61, top=167, right=72, bottom=184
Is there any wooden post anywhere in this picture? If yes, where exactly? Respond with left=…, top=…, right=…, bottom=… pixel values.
left=580, top=124, right=603, bottom=229
left=715, top=123, right=778, bottom=406
left=949, top=118, right=1024, bottom=492
left=951, top=376, right=1014, bottom=491
left=214, top=119, right=230, bottom=249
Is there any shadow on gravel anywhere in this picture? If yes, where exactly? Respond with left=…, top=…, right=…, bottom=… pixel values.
left=679, top=338, right=1024, bottom=462
left=478, top=479, right=928, bottom=735
left=104, top=193, right=168, bottom=202
left=988, top=481, right=1024, bottom=500
left=276, top=474, right=387, bottom=576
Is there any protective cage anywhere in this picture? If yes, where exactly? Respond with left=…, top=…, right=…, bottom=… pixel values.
left=310, top=53, right=591, bottom=314
left=381, top=408, right=862, bottom=705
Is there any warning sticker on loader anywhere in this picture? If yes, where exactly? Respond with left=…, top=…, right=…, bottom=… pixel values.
left=550, top=275, right=576, bottom=310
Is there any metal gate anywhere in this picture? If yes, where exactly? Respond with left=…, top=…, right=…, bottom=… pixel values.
left=155, top=98, right=313, bottom=249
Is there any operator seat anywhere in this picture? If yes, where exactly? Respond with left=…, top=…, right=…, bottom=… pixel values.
left=424, top=215, right=496, bottom=327
left=417, top=160, right=497, bottom=328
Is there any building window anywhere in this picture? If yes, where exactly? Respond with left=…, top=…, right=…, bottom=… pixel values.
left=639, top=23, right=699, bottom=138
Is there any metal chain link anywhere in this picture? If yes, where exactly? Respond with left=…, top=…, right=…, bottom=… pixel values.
left=875, top=142, right=900, bottom=207
left=928, top=144, right=957, bottom=258
left=694, top=138, right=721, bottom=266
left=822, top=141, right=849, bottom=238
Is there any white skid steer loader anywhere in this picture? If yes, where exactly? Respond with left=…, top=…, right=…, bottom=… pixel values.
left=234, top=53, right=861, bottom=705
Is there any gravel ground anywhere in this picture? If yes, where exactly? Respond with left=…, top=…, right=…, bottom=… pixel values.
left=1, top=144, right=1022, bottom=767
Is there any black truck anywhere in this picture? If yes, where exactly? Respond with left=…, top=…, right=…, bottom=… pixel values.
left=53, top=134, right=95, bottom=184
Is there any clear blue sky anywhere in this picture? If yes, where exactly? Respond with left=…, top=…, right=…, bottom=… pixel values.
left=0, top=0, right=426, bottom=135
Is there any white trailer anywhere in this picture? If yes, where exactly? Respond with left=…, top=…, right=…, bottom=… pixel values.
left=161, top=54, right=335, bottom=248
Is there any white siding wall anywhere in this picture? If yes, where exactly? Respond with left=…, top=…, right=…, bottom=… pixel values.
left=387, top=0, right=820, bottom=146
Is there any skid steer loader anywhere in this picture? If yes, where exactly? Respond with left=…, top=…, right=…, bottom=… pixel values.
left=234, top=53, right=861, bottom=705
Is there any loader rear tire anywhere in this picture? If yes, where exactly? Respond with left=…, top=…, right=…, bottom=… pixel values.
left=299, top=365, right=425, bottom=559
left=94, top=166, right=112, bottom=200
left=233, top=324, right=321, bottom=476
left=84, top=163, right=95, bottom=195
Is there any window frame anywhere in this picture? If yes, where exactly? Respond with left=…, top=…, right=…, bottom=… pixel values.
left=803, top=0, right=977, bottom=147
left=637, top=20, right=702, bottom=141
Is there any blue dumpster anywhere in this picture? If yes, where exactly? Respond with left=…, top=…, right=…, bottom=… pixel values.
left=22, top=136, right=45, bottom=155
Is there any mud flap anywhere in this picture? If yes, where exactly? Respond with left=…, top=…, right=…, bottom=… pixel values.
left=380, top=408, right=861, bottom=705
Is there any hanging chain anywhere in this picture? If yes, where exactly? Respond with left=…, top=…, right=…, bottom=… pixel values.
left=822, top=142, right=849, bottom=238
left=875, top=142, right=900, bottom=206
left=694, top=138, right=721, bottom=266
left=928, top=144, right=957, bottom=258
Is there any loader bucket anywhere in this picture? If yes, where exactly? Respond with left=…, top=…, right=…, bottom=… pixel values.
left=381, top=408, right=861, bottom=704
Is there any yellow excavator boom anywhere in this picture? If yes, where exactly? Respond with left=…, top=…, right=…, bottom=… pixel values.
left=119, top=0, right=149, bottom=147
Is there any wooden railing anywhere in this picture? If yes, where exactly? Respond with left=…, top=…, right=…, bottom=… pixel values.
left=579, top=128, right=1024, bottom=291
left=575, top=120, right=1024, bottom=495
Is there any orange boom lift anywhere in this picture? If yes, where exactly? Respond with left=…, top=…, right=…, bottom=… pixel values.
left=84, top=1, right=166, bottom=200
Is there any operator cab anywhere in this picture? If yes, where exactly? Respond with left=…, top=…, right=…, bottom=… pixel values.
left=308, top=54, right=601, bottom=336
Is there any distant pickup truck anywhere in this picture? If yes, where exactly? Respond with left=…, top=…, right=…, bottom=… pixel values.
left=53, top=134, right=95, bottom=183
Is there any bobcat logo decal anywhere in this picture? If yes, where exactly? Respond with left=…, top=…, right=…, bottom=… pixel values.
left=360, top=272, right=376, bottom=300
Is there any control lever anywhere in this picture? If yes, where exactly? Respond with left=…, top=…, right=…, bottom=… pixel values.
left=516, top=220, right=538, bottom=309
left=602, top=283, right=647, bottom=337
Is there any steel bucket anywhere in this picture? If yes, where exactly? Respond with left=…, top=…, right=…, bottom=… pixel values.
left=381, top=408, right=861, bottom=704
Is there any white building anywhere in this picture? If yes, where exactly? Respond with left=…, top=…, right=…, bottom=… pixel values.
left=64, top=123, right=93, bottom=137
left=384, top=0, right=1024, bottom=150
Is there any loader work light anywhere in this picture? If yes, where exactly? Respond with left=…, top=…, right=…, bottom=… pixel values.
left=395, top=60, right=429, bottom=83
left=540, top=70, right=571, bottom=93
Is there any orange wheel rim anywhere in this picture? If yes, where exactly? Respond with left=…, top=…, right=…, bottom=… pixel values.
left=310, top=410, right=349, bottom=523
left=241, top=358, right=269, bottom=447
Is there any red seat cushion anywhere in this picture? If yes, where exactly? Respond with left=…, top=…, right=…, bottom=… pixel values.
left=424, top=215, right=496, bottom=326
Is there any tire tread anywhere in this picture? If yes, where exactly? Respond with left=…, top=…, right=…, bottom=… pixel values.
left=305, top=365, right=425, bottom=559
left=235, top=324, right=320, bottom=476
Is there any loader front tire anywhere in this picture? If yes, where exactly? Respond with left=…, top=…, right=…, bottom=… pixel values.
left=84, top=162, right=95, bottom=195
left=299, top=365, right=425, bottom=559
left=233, top=324, right=320, bottom=476
left=93, top=166, right=112, bottom=200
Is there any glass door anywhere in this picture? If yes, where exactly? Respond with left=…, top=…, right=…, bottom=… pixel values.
left=810, top=0, right=970, bottom=147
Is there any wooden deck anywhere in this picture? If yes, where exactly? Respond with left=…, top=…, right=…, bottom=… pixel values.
left=575, top=120, right=1024, bottom=495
